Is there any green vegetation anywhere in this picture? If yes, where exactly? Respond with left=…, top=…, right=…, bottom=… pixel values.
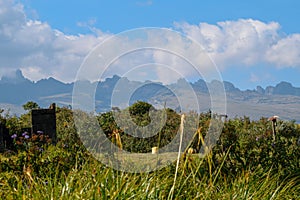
left=22, top=101, right=40, bottom=111
left=0, top=101, right=299, bottom=199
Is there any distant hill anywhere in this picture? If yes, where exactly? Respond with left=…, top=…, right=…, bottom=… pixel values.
left=0, top=69, right=299, bottom=122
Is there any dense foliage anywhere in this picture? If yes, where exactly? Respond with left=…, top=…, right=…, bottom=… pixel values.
left=98, top=101, right=181, bottom=153
left=0, top=101, right=299, bottom=199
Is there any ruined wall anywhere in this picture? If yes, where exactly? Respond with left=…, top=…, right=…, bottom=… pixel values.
left=31, top=104, right=56, bottom=143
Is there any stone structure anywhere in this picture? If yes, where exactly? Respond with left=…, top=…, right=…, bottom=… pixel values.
left=0, top=121, right=12, bottom=152
left=31, top=103, right=56, bottom=143
left=0, top=122, right=4, bottom=152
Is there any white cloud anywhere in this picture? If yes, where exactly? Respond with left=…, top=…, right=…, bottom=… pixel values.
left=0, top=0, right=110, bottom=82
left=175, top=19, right=300, bottom=69
left=266, top=34, right=300, bottom=67
left=82, top=28, right=218, bottom=84
left=1, top=0, right=299, bottom=84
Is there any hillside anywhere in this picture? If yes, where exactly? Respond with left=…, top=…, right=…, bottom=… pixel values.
left=0, top=70, right=299, bottom=122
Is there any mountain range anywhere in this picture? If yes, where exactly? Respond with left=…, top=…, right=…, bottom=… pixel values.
left=0, top=69, right=299, bottom=123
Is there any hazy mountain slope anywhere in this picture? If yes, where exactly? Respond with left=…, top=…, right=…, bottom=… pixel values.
left=0, top=70, right=299, bottom=122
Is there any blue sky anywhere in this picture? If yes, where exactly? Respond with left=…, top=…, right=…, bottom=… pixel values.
left=22, top=0, right=300, bottom=34
left=1, top=0, right=300, bottom=89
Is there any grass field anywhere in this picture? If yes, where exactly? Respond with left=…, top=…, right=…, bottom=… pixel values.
left=0, top=106, right=299, bottom=199
left=0, top=148, right=299, bottom=199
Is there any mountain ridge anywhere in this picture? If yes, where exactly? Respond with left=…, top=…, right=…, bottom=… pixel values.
left=1, top=70, right=300, bottom=97
left=0, top=70, right=299, bottom=122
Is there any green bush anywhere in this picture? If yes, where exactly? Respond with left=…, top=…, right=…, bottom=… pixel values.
left=0, top=102, right=299, bottom=199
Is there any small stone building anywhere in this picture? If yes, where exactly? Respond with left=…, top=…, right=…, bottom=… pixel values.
left=31, top=103, right=57, bottom=143
left=0, top=121, right=13, bottom=152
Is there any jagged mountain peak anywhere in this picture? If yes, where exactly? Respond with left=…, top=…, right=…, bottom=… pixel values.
left=0, top=70, right=299, bottom=122
left=0, top=69, right=30, bottom=84
left=255, top=81, right=300, bottom=96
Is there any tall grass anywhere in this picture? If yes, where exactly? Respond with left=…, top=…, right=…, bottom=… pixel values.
left=168, top=114, right=185, bottom=199
left=1, top=107, right=299, bottom=199
left=1, top=152, right=299, bottom=199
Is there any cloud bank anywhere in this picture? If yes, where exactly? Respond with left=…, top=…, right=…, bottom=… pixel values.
left=175, top=19, right=300, bottom=69
left=0, top=0, right=109, bottom=82
left=0, top=0, right=299, bottom=83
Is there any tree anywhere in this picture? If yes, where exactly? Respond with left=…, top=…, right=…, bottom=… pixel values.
left=22, top=101, right=40, bottom=111
left=129, top=101, right=153, bottom=127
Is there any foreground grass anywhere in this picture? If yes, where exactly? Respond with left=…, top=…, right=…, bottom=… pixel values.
left=1, top=109, right=299, bottom=199
left=1, top=152, right=299, bottom=200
